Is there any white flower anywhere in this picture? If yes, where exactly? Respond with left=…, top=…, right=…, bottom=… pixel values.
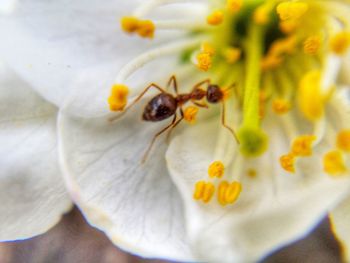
left=1, top=0, right=350, bottom=262
left=0, top=62, right=71, bottom=241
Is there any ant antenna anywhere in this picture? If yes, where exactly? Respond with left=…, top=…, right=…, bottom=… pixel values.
left=221, top=100, right=240, bottom=144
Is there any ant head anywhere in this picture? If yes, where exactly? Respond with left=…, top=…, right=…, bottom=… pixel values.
left=207, top=84, right=223, bottom=103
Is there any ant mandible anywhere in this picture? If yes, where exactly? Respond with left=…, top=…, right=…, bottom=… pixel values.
left=110, top=75, right=239, bottom=163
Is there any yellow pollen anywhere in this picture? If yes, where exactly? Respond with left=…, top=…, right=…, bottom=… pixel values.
left=272, top=99, right=291, bottom=114
left=222, top=86, right=233, bottom=101
left=254, top=5, right=270, bottom=25
left=270, top=35, right=297, bottom=56
left=223, top=47, right=241, bottom=64
left=291, top=135, right=316, bottom=156
left=330, top=32, right=350, bottom=55
left=208, top=161, right=225, bottom=178
left=276, top=2, right=308, bottom=21
left=247, top=169, right=257, bottom=178
left=280, top=153, right=295, bottom=173
left=136, top=20, right=155, bottom=38
left=303, top=36, right=322, bottom=55
left=323, top=150, right=347, bottom=176
left=217, top=181, right=242, bottom=206
left=196, top=52, right=213, bottom=71
left=108, top=84, right=129, bottom=111
left=120, top=16, right=139, bottom=33
left=201, top=42, right=215, bottom=56
left=226, top=0, right=243, bottom=13
left=337, top=130, right=350, bottom=152
left=184, top=106, right=199, bottom=124
left=207, top=10, right=224, bottom=26
left=298, top=70, right=325, bottom=121
left=261, top=55, right=283, bottom=71
left=193, top=181, right=215, bottom=203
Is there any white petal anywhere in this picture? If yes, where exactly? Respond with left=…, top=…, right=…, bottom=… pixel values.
left=166, top=115, right=350, bottom=262
left=57, top=104, right=194, bottom=260
left=0, top=0, right=201, bottom=117
left=330, top=194, right=350, bottom=262
left=0, top=63, right=72, bottom=240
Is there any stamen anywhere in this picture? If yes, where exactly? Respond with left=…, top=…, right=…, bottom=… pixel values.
left=184, top=106, right=199, bottom=124
left=330, top=31, right=350, bottom=55
left=196, top=52, right=213, bottom=71
left=121, top=16, right=139, bottom=33
left=276, top=2, right=309, bottom=21
left=298, top=70, right=325, bottom=121
left=120, top=17, right=155, bottom=38
left=279, top=20, right=298, bottom=34
left=208, top=161, right=225, bottom=178
left=115, top=38, right=202, bottom=83
left=291, top=135, right=316, bottom=156
left=207, top=10, right=224, bottom=26
left=254, top=5, right=270, bottom=25
left=323, top=150, right=347, bottom=176
left=217, top=181, right=242, bottom=206
left=193, top=181, right=215, bottom=203
left=222, top=47, right=241, bottom=64
left=226, top=0, right=243, bottom=13
left=280, top=153, right=295, bottom=173
left=201, top=42, right=215, bottom=56
left=108, top=84, right=129, bottom=111
left=337, top=130, right=350, bottom=152
left=272, top=99, right=291, bottom=114
left=136, top=20, right=156, bottom=38
left=303, top=36, right=322, bottom=55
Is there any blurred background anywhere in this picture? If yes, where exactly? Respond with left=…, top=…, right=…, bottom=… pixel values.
left=0, top=207, right=342, bottom=263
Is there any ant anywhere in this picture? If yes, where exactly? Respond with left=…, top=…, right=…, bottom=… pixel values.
left=110, top=75, right=239, bottom=163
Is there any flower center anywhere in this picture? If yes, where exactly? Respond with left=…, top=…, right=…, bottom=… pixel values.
left=110, top=0, right=350, bottom=207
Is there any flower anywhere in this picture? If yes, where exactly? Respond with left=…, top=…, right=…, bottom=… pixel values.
left=1, top=0, right=350, bottom=262
left=0, top=62, right=72, bottom=241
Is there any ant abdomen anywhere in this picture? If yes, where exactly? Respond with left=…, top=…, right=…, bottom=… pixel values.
left=142, top=93, right=177, bottom=122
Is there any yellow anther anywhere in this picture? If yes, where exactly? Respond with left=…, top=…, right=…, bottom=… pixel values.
left=226, top=0, right=243, bottom=13
left=222, top=47, right=241, bottom=64
left=247, top=169, right=257, bottom=178
left=121, top=16, right=139, bottom=33
left=261, top=55, right=283, bottom=71
left=330, top=32, right=350, bottom=55
left=337, top=130, right=350, bottom=152
left=208, top=161, right=225, bottom=178
left=298, top=70, right=325, bottom=121
left=222, top=86, right=233, bottom=101
left=279, top=20, right=298, bottom=34
left=276, top=2, right=308, bottom=21
left=280, top=153, right=295, bottom=173
left=291, top=135, right=316, bottom=156
left=184, top=106, right=199, bottom=124
left=207, top=10, right=224, bottom=26
left=254, top=5, right=270, bottom=25
left=196, top=52, right=213, bottom=71
left=136, top=20, right=155, bottom=38
left=323, top=150, right=347, bottom=176
left=193, top=181, right=215, bottom=203
left=272, top=98, right=291, bottom=114
left=108, top=84, right=129, bottom=111
left=303, top=36, right=322, bottom=55
left=270, top=35, right=297, bottom=56
left=201, top=42, right=215, bottom=56
left=120, top=17, right=155, bottom=39
left=217, top=181, right=242, bottom=206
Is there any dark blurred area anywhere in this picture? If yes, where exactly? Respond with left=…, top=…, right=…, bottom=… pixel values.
left=0, top=207, right=342, bottom=263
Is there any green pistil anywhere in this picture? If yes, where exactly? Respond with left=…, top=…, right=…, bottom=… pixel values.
left=238, top=22, right=268, bottom=157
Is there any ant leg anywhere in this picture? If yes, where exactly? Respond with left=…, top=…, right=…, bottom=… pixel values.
left=109, top=83, right=166, bottom=122
left=167, top=75, right=178, bottom=94
left=142, top=114, right=177, bottom=163
left=166, top=108, right=184, bottom=143
left=192, top=101, right=209, bottom=108
left=192, top=79, right=211, bottom=91
left=221, top=101, right=240, bottom=144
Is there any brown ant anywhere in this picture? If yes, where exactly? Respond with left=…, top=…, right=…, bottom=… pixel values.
left=110, top=75, right=239, bottom=163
